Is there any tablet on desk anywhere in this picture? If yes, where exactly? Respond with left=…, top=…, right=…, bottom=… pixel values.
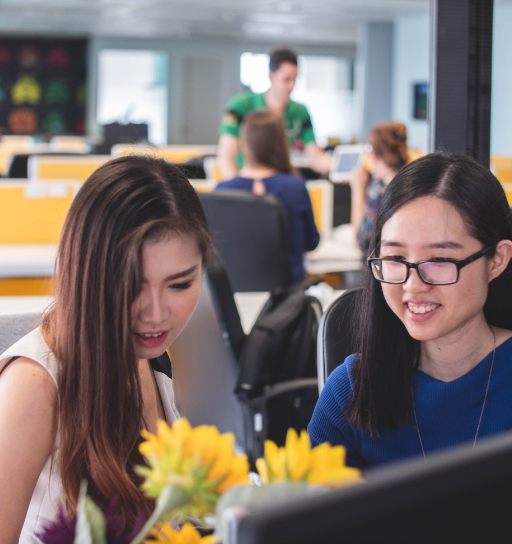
left=329, top=144, right=365, bottom=183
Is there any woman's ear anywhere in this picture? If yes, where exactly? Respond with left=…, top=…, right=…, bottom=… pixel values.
left=489, top=239, right=512, bottom=281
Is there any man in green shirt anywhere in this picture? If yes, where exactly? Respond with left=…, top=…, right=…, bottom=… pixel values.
left=217, top=47, right=332, bottom=180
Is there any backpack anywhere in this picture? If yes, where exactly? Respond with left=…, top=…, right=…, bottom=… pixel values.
left=235, top=284, right=322, bottom=465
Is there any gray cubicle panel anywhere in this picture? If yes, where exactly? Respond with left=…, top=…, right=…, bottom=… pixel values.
left=0, top=312, right=42, bottom=355
left=170, top=275, right=245, bottom=449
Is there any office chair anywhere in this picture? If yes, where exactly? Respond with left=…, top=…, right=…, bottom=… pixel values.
left=0, top=312, right=42, bottom=355
left=199, top=190, right=291, bottom=292
left=316, top=288, right=359, bottom=392
left=170, top=249, right=246, bottom=448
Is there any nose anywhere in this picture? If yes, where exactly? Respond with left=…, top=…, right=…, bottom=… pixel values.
left=403, top=267, right=430, bottom=292
left=138, top=288, right=168, bottom=326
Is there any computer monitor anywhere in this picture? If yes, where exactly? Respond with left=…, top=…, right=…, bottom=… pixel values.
left=236, top=430, right=512, bottom=544
left=329, top=144, right=365, bottom=183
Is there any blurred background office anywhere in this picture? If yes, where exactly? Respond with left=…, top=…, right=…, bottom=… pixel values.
left=1, top=0, right=512, bottom=295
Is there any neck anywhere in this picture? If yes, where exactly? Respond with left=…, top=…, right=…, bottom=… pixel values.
left=419, top=315, right=495, bottom=382
left=239, top=164, right=277, bottom=178
left=264, top=87, right=288, bottom=112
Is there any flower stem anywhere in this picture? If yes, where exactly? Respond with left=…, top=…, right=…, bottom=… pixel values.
left=130, top=485, right=186, bottom=544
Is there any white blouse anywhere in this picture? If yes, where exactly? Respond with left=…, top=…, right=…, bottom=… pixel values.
left=0, top=328, right=179, bottom=544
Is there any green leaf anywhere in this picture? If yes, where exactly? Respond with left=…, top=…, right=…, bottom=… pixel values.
left=85, top=497, right=107, bottom=544
left=130, top=484, right=187, bottom=544
left=74, top=481, right=92, bottom=544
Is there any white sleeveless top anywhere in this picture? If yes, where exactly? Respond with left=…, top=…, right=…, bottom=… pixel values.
left=0, top=327, right=179, bottom=544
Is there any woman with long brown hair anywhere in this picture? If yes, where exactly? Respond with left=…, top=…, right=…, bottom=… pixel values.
left=0, top=155, right=212, bottom=543
left=215, top=108, right=319, bottom=284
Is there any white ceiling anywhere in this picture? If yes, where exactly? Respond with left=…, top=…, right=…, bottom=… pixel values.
left=0, top=0, right=429, bottom=45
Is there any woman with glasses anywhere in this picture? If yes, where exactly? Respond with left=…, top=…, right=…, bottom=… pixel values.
left=308, top=152, right=512, bottom=468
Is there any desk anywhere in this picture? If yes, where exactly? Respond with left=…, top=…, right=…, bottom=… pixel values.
left=305, top=223, right=362, bottom=284
left=0, top=245, right=57, bottom=278
left=0, top=245, right=57, bottom=296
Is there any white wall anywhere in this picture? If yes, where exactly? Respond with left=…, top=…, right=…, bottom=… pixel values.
left=391, top=13, right=429, bottom=151
left=86, top=37, right=356, bottom=145
left=491, top=2, right=512, bottom=156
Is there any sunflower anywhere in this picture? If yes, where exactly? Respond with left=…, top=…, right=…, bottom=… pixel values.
left=137, top=419, right=249, bottom=523
left=255, top=429, right=361, bottom=486
left=146, top=522, right=215, bottom=544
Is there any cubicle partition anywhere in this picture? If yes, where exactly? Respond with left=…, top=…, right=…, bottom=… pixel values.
left=0, top=181, right=81, bottom=296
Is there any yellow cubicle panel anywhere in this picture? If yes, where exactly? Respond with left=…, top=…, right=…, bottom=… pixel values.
left=0, top=277, right=53, bottom=296
left=111, top=145, right=218, bottom=164
left=0, top=182, right=80, bottom=244
left=27, top=155, right=110, bottom=182
left=306, top=180, right=333, bottom=236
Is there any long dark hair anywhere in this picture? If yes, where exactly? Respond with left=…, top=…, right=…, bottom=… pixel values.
left=347, top=152, right=512, bottom=436
left=240, top=109, right=295, bottom=174
left=41, top=155, right=212, bottom=521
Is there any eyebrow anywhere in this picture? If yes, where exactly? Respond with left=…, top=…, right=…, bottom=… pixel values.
left=380, top=240, right=464, bottom=249
left=142, top=264, right=199, bottom=283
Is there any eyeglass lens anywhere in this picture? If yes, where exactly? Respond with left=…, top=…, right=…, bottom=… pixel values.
left=371, top=260, right=458, bottom=284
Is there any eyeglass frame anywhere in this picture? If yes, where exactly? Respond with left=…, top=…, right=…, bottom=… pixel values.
left=367, top=245, right=496, bottom=285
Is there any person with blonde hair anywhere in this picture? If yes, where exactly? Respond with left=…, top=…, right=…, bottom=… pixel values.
left=215, top=108, right=319, bottom=284
left=350, top=121, right=409, bottom=254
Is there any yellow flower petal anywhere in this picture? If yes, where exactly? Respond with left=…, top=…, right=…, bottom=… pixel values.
left=255, top=429, right=361, bottom=487
left=146, top=522, right=215, bottom=544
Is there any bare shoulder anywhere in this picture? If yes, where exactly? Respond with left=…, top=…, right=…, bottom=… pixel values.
left=0, top=356, right=57, bottom=400
left=0, top=355, right=57, bottom=437
left=0, top=357, right=58, bottom=543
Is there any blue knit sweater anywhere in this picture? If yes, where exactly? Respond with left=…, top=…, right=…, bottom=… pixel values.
left=215, top=174, right=320, bottom=284
left=308, top=337, right=512, bottom=469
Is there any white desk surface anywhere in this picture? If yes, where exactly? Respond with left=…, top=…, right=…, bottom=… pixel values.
left=0, top=288, right=344, bottom=334
left=305, top=224, right=362, bottom=275
left=0, top=245, right=57, bottom=278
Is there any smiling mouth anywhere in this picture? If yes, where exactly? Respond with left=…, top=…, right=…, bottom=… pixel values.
left=137, top=332, right=165, bottom=339
left=407, top=303, right=440, bottom=314
left=133, top=330, right=169, bottom=348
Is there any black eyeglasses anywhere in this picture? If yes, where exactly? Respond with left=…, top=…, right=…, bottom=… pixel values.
left=368, top=246, right=495, bottom=285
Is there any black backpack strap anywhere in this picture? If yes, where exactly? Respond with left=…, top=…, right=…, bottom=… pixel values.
left=0, top=356, right=21, bottom=377
left=150, top=351, right=172, bottom=380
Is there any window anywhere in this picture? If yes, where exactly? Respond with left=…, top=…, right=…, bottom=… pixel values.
left=97, top=49, right=168, bottom=145
left=239, top=53, right=355, bottom=147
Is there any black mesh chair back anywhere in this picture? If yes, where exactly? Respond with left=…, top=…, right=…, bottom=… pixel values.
left=199, top=190, right=291, bottom=292
left=317, top=288, right=359, bottom=391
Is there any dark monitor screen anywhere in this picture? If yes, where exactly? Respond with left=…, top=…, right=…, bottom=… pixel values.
left=413, top=82, right=428, bottom=120
left=237, top=430, right=512, bottom=544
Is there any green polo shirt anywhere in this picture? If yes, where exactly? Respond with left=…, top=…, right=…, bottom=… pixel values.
left=219, top=91, right=316, bottom=168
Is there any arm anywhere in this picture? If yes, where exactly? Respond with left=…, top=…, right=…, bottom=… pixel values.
left=304, top=142, right=332, bottom=177
left=0, top=359, right=58, bottom=544
left=349, top=165, right=370, bottom=235
left=307, top=365, right=366, bottom=469
left=216, top=133, right=239, bottom=181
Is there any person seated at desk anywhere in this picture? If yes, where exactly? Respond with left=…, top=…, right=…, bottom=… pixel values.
left=0, top=156, right=212, bottom=543
left=215, top=108, right=320, bottom=284
left=217, top=47, right=332, bottom=180
left=349, top=121, right=409, bottom=255
left=309, top=152, right=512, bottom=469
